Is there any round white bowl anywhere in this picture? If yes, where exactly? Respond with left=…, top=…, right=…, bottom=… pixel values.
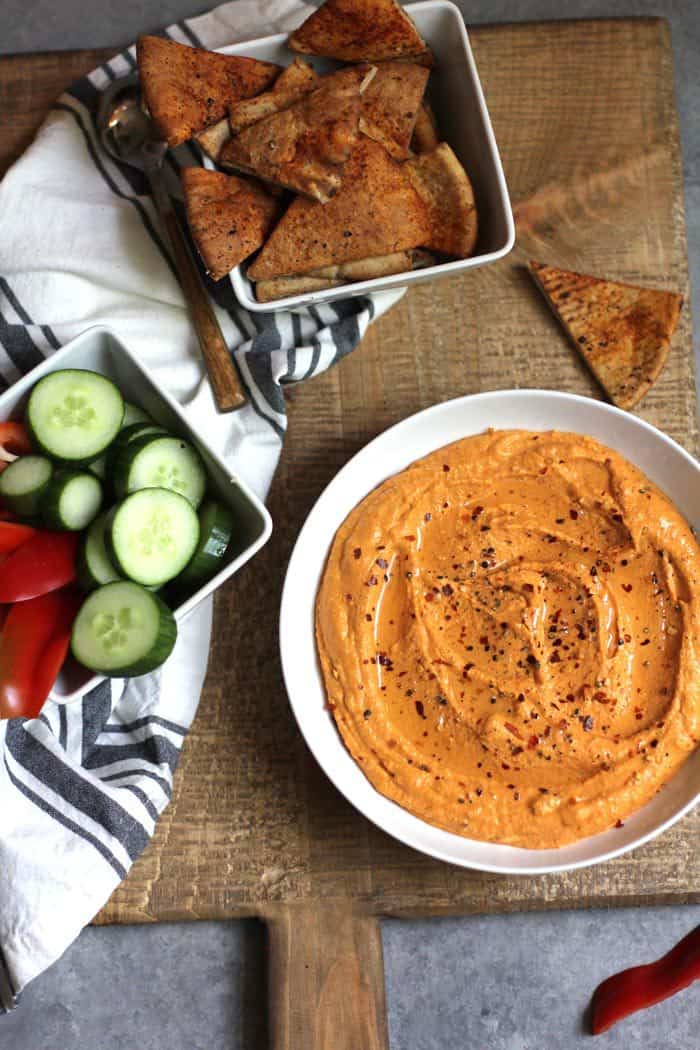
left=279, top=390, right=700, bottom=873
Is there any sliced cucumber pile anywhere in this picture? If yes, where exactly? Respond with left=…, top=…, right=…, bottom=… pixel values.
left=0, top=455, right=53, bottom=518
left=77, top=511, right=122, bottom=590
left=109, top=488, right=200, bottom=587
left=1, top=368, right=242, bottom=682
left=71, top=580, right=177, bottom=675
left=27, top=369, right=124, bottom=463
left=114, top=434, right=206, bottom=507
left=179, top=500, right=234, bottom=586
left=42, top=470, right=103, bottom=531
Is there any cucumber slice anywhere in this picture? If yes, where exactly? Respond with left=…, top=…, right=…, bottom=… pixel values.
left=109, top=488, right=200, bottom=587
left=71, top=580, right=177, bottom=676
left=105, top=422, right=167, bottom=474
left=121, top=402, right=151, bottom=429
left=178, top=500, right=234, bottom=586
left=27, top=369, right=124, bottom=463
left=0, top=455, right=53, bottom=518
left=114, top=435, right=206, bottom=508
left=42, top=470, right=103, bottom=531
left=77, top=511, right=122, bottom=589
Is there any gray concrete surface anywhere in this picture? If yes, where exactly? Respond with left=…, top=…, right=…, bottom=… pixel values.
left=1, top=1, right=699, bottom=1048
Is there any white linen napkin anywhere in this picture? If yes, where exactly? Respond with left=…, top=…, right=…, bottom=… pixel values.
left=0, top=0, right=402, bottom=1009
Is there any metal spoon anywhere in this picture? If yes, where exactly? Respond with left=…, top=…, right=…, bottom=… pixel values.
left=98, top=78, right=246, bottom=413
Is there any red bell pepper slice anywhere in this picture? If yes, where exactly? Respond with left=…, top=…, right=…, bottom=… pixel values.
left=0, top=531, right=78, bottom=602
left=0, top=422, right=32, bottom=474
left=591, top=924, right=700, bottom=1034
left=0, top=520, right=37, bottom=553
left=0, top=588, right=81, bottom=719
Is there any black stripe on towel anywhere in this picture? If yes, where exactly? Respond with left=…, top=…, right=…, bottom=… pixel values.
left=102, top=715, right=187, bottom=736
left=5, top=722, right=150, bottom=862
left=3, top=754, right=127, bottom=879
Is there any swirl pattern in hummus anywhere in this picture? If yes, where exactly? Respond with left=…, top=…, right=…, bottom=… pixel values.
left=316, top=430, right=700, bottom=848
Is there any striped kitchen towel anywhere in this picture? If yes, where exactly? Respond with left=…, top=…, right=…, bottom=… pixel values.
left=0, top=0, right=402, bottom=1010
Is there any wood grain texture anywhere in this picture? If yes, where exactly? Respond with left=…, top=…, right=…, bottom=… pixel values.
left=266, top=904, right=389, bottom=1050
left=0, top=19, right=697, bottom=925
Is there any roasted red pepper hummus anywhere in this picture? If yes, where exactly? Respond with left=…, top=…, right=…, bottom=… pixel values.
left=316, top=430, right=700, bottom=848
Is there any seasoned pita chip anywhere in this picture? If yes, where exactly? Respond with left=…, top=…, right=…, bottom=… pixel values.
left=182, top=167, right=280, bottom=280
left=195, top=118, right=232, bottom=162
left=359, top=61, right=429, bottom=160
left=255, top=276, right=345, bottom=301
left=254, top=249, right=435, bottom=301
left=404, top=143, right=478, bottom=256
left=220, top=66, right=372, bottom=202
left=137, top=36, right=279, bottom=147
left=411, top=101, right=439, bottom=153
left=229, top=59, right=319, bottom=134
left=528, top=261, right=682, bottom=410
left=288, top=0, right=432, bottom=64
left=248, top=137, right=431, bottom=280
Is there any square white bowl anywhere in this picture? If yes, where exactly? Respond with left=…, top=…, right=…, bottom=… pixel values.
left=216, top=0, right=515, bottom=311
left=0, top=326, right=272, bottom=703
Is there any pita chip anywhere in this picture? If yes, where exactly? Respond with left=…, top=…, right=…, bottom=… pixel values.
left=411, top=100, right=439, bottom=153
left=137, top=36, right=279, bottom=147
left=359, top=61, right=429, bottom=160
left=288, top=0, right=432, bottom=64
left=182, top=167, right=280, bottom=280
left=254, top=248, right=435, bottom=301
left=528, top=261, right=682, bottom=410
left=404, top=142, right=478, bottom=256
left=195, top=117, right=232, bottom=162
left=247, top=137, right=431, bottom=280
left=229, top=59, right=319, bottom=134
left=219, top=66, right=373, bottom=202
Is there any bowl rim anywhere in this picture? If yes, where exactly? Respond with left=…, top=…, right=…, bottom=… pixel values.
left=219, top=0, right=516, bottom=312
left=279, top=389, right=700, bottom=873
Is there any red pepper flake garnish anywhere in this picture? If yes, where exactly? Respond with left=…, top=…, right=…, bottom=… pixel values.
left=471, top=505, right=484, bottom=520
left=443, top=464, right=450, bottom=472
left=403, top=534, right=416, bottom=541
left=424, top=592, right=435, bottom=602
left=366, top=575, right=378, bottom=586
left=622, top=583, right=633, bottom=593
left=365, top=614, right=372, bottom=622
left=415, top=700, right=426, bottom=719
left=504, top=722, right=522, bottom=739
left=523, top=583, right=534, bottom=593
left=640, top=639, right=651, bottom=647
left=501, top=762, right=511, bottom=771
left=353, top=547, right=362, bottom=559
left=442, top=583, right=454, bottom=597
left=363, top=709, right=372, bottom=719
left=570, top=508, right=579, bottom=520
left=550, top=651, right=561, bottom=664
left=582, top=715, right=594, bottom=732
left=424, top=512, right=432, bottom=522
left=376, top=557, right=388, bottom=569
left=528, top=735, right=540, bottom=749
left=590, top=566, right=598, bottom=577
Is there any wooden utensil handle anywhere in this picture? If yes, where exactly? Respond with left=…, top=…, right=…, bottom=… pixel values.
left=266, top=904, right=390, bottom=1050
left=148, top=170, right=246, bottom=413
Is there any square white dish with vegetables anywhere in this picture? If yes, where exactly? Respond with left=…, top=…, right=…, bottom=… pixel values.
left=0, top=326, right=271, bottom=706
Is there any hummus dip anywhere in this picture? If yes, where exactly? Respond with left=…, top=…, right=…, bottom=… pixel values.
left=316, top=430, right=700, bottom=848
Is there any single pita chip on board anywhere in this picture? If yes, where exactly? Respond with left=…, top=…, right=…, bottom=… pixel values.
left=229, top=59, right=319, bottom=134
left=288, top=0, right=432, bottom=64
left=182, top=167, right=280, bottom=280
left=220, top=66, right=372, bottom=202
left=359, top=61, right=429, bottom=160
left=404, top=142, right=478, bottom=256
left=411, top=100, right=439, bottom=153
left=254, top=276, right=345, bottom=301
left=137, top=36, right=279, bottom=147
left=528, top=261, right=683, bottom=410
left=248, top=137, right=431, bottom=280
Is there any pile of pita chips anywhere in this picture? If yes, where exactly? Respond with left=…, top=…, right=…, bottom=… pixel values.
left=529, top=261, right=683, bottom=410
left=137, top=36, right=278, bottom=147
left=182, top=168, right=280, bottom=280
left=219, top=65, right=375, bottom=203
left=289, top=0, right=432, bottom=64
left=248, top=137, right=432, bottom=279
left=136, top=0, right=480, bottom=302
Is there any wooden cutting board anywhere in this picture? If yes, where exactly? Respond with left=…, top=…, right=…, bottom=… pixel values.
left=1, top=17, right=697, bottom=1048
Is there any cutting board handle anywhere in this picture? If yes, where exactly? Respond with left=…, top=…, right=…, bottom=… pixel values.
left=265, top=904, right=390, bottom=1050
